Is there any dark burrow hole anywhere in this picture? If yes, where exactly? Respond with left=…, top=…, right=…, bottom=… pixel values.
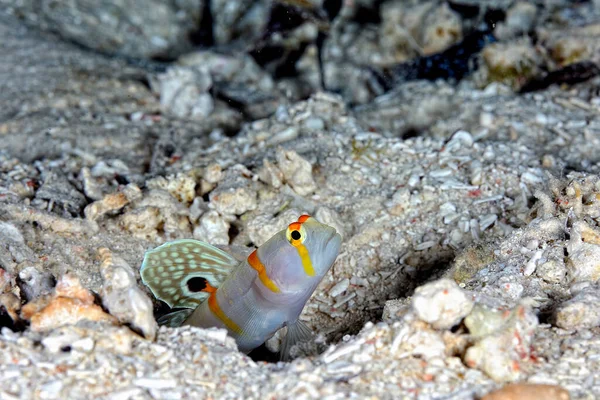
left=188, top=0, right=214, bottom=47
left=349, top=0, right=382, bottom=25
left=0, top=308, right=25, bottom=332
left=129, top=74, right=153, bottom=91
left=537, top=307, right=557, bottom=326
left=449, top=323, right=462, bottom=334
left=248, top=344, right=280, bottom=363
left=228, top=223, right=240, bottom=243
left=401, top=127, right=422, bottom=140
left=114, top=174, right=129, bottom=185
left=150, top=54, right=179, bottom=63
left=162, top=143, right=176, bottom=158
left=447, top=0, right=481, bottom=19
left=409, top=255, right=456, bottom=289
left=16, top=272, right=57, bottom=303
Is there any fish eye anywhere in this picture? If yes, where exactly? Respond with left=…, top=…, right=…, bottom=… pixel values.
left=286, top=223, right=307, bottom=245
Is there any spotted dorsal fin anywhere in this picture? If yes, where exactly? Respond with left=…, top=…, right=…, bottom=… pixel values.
left=140, top=239, right=239, bottom=309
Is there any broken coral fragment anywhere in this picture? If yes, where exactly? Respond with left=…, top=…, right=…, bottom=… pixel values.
left=155, top=66, right=214, bottom=119
left=276, top=148, right=316, bottom=196
left=193, top=210, right=230, bottom=245
left=99, top=248, right=158, bottom=340
left=412, top=278, right=474, bottom=330
left=147, top=173, right=197, bottom=204
left=390, top=317, right=447, bottom=360
left=118, top=189, right=191, bottom=239
left=478, top=40, right=542, bottom=91
left=258, top=158, right=284, bottom=189
left=209, top=185, right=258, bottom=216
left=203, top=163, right=223, bottom=184
left=420, top=3, right=463, bottom=55
left=464, top=303, right=538, bottom=382
left=567, top=221, right=600, bottom=283
left=21, top=274, right=117, bottom=331
left=554, top=282, right=600, bottom=330
left=84, top=184, right=141, bottom=221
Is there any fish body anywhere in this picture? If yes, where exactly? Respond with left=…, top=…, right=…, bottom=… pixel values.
left=141, top=215, right=342, bottom=357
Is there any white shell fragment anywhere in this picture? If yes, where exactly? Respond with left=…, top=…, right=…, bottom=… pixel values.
left=412, top=278, right=474, bottom=330
left=193, top=210, right=230, bottom=245
left=99, top=248, right=158, bottom=340
left=275, top=148, right=317, bottom=196
left=258, top=159, right=284, bottom=189
left=133, top=378, right=178, bottom=389
left=155, top=66, right=214, bottom=119
left=328, top=279, right=350, bottom=297
left=147, top=174, right=196, bottom=204
left=478, top=214, right=498, bottom=231
left=554, top=283, right=600, bottom=330
left=210, top=186, right=258, bottom=216
left=523, top=249, right=543, bottom=277
left=464, top=303, right=539, bottom=382
left=84, top=184, right=142, bottom=221
left=567, top=221, right=600, bottom=282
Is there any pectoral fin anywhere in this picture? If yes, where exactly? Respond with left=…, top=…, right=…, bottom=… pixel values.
left=157, top=309, right=194, bottom=327
left=280, top=320, right=314, bottom=361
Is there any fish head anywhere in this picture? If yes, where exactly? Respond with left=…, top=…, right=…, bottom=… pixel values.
left=256, top=215, right=342, bottom=296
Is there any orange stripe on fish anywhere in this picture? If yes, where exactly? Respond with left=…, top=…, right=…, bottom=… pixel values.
left=204, top=283, right=243, bottom=334
left=297, top=214, right=311, bottom=223
left=202, top=282, right=218, bottom=293
left=248, top=250, right=280, bottom=293
left=288, top=221, right=302, bottom=232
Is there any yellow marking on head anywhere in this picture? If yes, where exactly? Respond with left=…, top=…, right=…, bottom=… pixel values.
left=286, top=218, right=315, bottom=276
left=207, top=291, right=243, bottom=335
left=248, top=250, right=280, bottom=293
left=295, top=243, right=315, bottom=276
